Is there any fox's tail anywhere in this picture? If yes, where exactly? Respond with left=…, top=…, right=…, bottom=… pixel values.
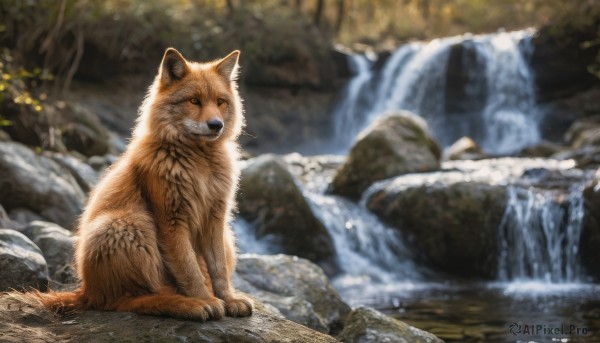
left=17, top=288, right=219, bottom=321
left=24, top=290, right=85, bottom=314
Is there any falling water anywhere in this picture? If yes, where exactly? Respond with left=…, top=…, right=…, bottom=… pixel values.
left=498, top=185, right=586, bottom=283
left=304, top=193, right=421, bottom=287
left=332, top=29, right=540, bottom=155
left=331, top=54, right=374, bottom=149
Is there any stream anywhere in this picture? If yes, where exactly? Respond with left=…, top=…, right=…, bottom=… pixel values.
left=235, top=28, right=599, bottom=342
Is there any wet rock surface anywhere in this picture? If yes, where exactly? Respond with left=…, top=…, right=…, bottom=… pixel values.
left=235, top=254, right=350, bottom=334
left=339, top=306, right=444, bottom=343
left=330, top=111, right=441, bottom=199
left=237, top=155, right=337, bottom=275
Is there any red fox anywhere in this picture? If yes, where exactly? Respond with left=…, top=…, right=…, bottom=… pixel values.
left=30, top=48, right=252, bottom=320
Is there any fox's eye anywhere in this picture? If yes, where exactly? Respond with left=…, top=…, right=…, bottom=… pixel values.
left=217, top=98, right=226, bottom=106
left=190, top=98, right=201, bottom=105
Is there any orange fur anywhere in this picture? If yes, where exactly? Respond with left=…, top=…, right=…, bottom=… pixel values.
left=30, top=48, right=252, bottom=320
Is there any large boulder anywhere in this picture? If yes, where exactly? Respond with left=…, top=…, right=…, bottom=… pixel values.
left=531, top=20, right=600, bottom=102
left=338, top=307, right=443, bottom=343
left=0, top=229, right=48, bottom=291
left=366, top=172, right=506, bottom=278
left=237, top=155, right=337, bottom=275
left=0, top=294, right=337, bottom=343
left=21, top=221, right=75, bottom=279
left=329, top=111, right=441, bottom=199
left=235, top=254, right=350, bottom=334
left=365, top=157, right=590, bottom=278
left=0, top=142, right=86, bottom=229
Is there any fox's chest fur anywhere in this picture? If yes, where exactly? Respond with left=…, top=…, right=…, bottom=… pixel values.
left=141, top=141, right=236, bottom=242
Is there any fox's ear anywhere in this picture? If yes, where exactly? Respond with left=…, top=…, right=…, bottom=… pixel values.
left=215, top=50, right=240, bottom=81
left=160, top=48, right=189, bottom=85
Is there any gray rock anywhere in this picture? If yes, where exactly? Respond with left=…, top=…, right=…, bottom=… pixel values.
left=564, top=115, right=600, bottom=146
left=0, top=142, right=86, bottom=229
left=338, top=307, right=444, bottom=343
left=519, top=140, right=564, bottom=158
left=0, top=294, right=337, bottom=343
left=364, top=158, right=584, bottom=278
left=235, top=254, right=350, bottom=334
left=329, top=111, right=441, bottom=199
left=59, top=102, right=111, bottom=157
left=87, top=154, right=118, bottom=174
left=237, top=155, right=337, bottom=275
left=444, top=136, right=486, bottom=161
left=21, top=221, right=74, bottom=277
left=7, top=208, right=46, bottom=225
left=0, top=229, right=48, bottom=291
left=48, top=152, right=99, bottom=192
left=0, top=205, right=24, bottom=231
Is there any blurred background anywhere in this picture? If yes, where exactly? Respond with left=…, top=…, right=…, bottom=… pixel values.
left=1, top=1, right=600, bottom=342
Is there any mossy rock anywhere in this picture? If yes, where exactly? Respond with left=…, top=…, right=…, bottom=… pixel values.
left=366, top=174, right=506, bottom=278
left=329, top=111, right=441, bottom=199
left=237, top=155, right=337, bottom=275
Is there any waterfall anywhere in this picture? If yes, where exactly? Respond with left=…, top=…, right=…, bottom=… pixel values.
left=498, top=185, right=586, bottom=283
left=332, top=29, right=540, bottom=155
left=304, top=193, right=421, bottom=287
left=331, top=54, right=374, bottom=150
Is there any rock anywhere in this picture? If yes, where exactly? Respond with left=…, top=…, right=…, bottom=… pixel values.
left=538, top=87, right=600, bottom=142
left=0, top=205, right=24, bottom=231
left=531, top=22, right=599, bottom=102
left=572, top=127, right=600, bottom=150
left=338, top=307, right=444, bottom=343
left=47, top=152, right=99, bottom=192
left=366, top=172, right=506, bottom=278
left=0, top=129, right=10, bottom=142
left=330, top=46, right=353, bottom=78
left=0, top=142, right=86, bottom=229
left=241, top=87, right=337, bottom=153
left=329, top=111, right=441, bottom=199
left=243, top=38, right=336, bottom=90
left=0, top=229, right=48, bottom=291
left=444, top=136, right=486, bottom=160
left=7, top=208, right=46, bottom=225
left=0, top=294, right=337, bottom=343
left=21, top=221, right=74, bottom=277
left=564, top=115, right=600, bottom=146
left=87, top=154, right=118, bottom=173
left=518, top=140, right=564, bottom=158
left=59, top=103, right=111, bottom=157
left=582, top=175, right=600, bottom=278
left=444, top=42, right=487, bottom=117
left=551, top=146, right=600, bottom=169
left=235, top=254, right=350, bottom=334
left=364, top=158, right=582, bottom=278
left=237, top=155, right=337, bottom=275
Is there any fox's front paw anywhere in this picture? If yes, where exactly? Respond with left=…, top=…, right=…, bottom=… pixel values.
left=201, top=297, right=225, bottom=320
left=224, top=295, right=253, bottom=317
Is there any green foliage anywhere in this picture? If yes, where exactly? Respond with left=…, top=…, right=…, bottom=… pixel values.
left=0, top=49, right=52, bottom=126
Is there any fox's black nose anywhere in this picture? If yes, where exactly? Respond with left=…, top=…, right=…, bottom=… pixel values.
left=207, top=119, right=224, bottom=132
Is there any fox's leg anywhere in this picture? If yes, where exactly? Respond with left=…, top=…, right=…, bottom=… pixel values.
left=158, top=225, right=225, bottom=319
left=114, top=287, right=215, bottom=322
left=79, top=211, right=218, bottom=321
left=78, top=211, right=164, bottom=307
left=203, top=214, right=253, bottom=317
